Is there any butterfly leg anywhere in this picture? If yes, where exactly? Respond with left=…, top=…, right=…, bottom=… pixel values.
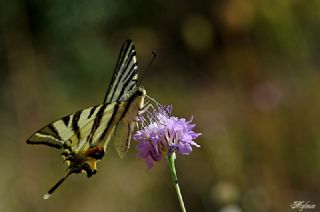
left=139, top=100, right=153, bottom=115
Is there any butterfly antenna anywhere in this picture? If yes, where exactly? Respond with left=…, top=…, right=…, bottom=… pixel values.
left=144, top=51, right=157, bottom=74
left=138, top=51, right=157, bottom=86
left=43, top=171, right=73, bottom=200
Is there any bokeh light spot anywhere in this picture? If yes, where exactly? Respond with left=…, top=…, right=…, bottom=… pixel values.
left=181, top=14, right=214, bottom=52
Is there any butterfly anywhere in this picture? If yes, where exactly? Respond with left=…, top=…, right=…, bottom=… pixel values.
left=26, top=40, right=146, bottom=199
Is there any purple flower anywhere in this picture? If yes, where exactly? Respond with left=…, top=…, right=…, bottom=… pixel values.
left=133, top=105, right=201, bottom=169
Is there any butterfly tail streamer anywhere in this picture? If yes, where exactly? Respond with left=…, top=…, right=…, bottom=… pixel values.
left=43, top=171, right=73, bottom=200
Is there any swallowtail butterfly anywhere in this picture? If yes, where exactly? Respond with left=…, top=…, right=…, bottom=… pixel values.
left=26, top=40, right=146, bottom=199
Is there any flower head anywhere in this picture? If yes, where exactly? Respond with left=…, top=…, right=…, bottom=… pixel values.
left=133, top=105, right=201, bottom=169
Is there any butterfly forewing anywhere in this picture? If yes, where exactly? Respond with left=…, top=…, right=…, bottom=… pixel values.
left=104, top=40, right=139, bottom=103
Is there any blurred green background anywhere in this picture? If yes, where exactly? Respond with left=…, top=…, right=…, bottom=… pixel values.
left=1, top=0, right=320, bottom=211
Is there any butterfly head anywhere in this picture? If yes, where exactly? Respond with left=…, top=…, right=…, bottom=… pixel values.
left=136, top=87, right=146, bottom=96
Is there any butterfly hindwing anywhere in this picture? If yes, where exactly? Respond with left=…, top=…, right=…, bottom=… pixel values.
left=26, top=125, right=64, bottom=149
left=113, top=118, right=136, bottom=159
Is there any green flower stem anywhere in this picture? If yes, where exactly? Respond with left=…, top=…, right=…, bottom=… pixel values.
left=167, top=152, right=186, bottom=212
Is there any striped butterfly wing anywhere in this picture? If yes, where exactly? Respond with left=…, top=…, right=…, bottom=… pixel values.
left=104, top=39, right=139, bottom=103
left=26, top=104, right=117, bottom=151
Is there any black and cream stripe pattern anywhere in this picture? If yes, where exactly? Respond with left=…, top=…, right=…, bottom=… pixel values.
left=27, top=105, right=105, bottom=149
left=104, top=40, right=138, bottom=103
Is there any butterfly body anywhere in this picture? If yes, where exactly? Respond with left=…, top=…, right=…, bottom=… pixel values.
left=26, top=40, right=146, bottom=198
